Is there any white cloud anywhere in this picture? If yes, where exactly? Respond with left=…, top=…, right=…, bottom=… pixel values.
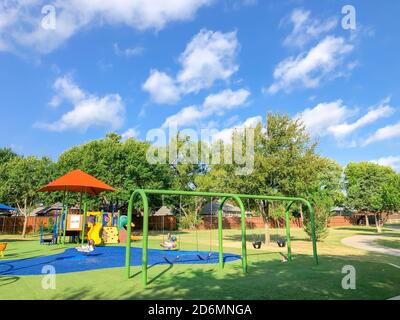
left=267, top=36, right=354, bottom=94
left=213, top=116, right=262, bottom=144
left=177, top=29, right=239, bottom=94
left=142, top=70, right=180, bottom=104
left=161, top=88, right=250, bottom=128
left=0, top=0, right=212, bottom=53
left=297, top=98, right=397, bottom=142
left=203, top=88, right=250, bottom=113
left=363, top=122, right=400, bottom=146
left=113, top=43, right=144, bottom=58
left=162, top=105, right=205, bottom=128
left=371, top=156, right=400, bottom=171
left=49, top=75, right=86, bottom=107
left=35, top=76, right=125, bottom=132
left=143, top=29, right=240, bottom=103
left=328, top=101, right=395, bottom=138
left=295, top=100, right=348, bottom=137
left=121, top=128, right=139, bottom=140
left=283, top=9, right=337, bottom=48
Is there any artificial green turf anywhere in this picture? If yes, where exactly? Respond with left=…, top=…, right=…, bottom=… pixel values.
left=1, top=227, right=399, bottom=300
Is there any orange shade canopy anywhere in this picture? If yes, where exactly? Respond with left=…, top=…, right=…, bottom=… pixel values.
left=37, top=169, right=115, bottom=195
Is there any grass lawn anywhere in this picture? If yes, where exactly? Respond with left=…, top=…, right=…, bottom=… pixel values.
left=375, top=238, right=400, bottom=250
left=1, top=226, right=399, bottom=300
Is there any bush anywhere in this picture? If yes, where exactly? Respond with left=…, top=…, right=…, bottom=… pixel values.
left=303, top=205, right=330, bottom=241
left=179, top=212, right=201, bottom=230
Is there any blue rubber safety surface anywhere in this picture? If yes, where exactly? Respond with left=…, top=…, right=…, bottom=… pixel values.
left=0, top=246, right=241, bottom=276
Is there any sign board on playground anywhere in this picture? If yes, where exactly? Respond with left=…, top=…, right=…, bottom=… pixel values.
left=67, top=214, right=82, bottom=231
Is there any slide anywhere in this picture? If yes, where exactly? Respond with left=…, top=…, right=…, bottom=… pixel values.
left=87, top=222, right=102, bottom=245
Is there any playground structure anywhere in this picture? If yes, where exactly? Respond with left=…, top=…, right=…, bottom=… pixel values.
left=125, top=189, right=319, bottom=286
left=38, top=205, right=142, bottom=246
left=35, top=169, right=139, bottom=246
left=0, top=242, right=7, bottom=258
left=83, top=209, right=140, bottom=245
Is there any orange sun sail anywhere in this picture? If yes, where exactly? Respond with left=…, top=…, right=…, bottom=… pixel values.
left=37, top=169, right=115, bottom=195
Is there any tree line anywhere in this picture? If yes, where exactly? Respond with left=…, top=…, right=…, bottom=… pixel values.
left=0, top=113, right=399, bottom=238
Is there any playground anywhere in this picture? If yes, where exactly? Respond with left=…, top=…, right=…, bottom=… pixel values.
left=1, top=226, right=400, bottom=300
left=0, top=170, right=399, bottom=300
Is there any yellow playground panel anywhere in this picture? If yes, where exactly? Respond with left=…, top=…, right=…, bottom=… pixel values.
left=102, top=227, right=119, bottom=244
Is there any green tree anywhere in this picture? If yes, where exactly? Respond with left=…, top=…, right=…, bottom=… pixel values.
left=56, top=133, right=173, bottom=210
left=344, top=162, right=398, bottom=233
left=0, top=156, right=55, bottom=237
left=0, top=147, right=18, bottom=165
left=196, top=113, right=342, bottom=243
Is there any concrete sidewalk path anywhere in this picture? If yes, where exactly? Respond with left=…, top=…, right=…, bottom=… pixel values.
left=341, top=235, right=400, bottom=257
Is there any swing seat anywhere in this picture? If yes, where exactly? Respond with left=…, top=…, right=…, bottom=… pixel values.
left=252, top=241, right=262, bottom=249
left=42, top=238, right=54, bottom=244
left=160, top=242, right=177, bottom=250
left=277, top=239, right=286, bottom=247
left=163, top=255, right=181, bottom=264
left=197, top=252, right=213, bottom=260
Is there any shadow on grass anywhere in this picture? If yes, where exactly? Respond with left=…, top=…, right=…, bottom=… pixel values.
left=334, top=226, right=399, bottom=234
left=0, top=238, right=37, bottom=243
left=40, top=251, right=400, bottom=300
left=0, top=275, right=19, bottom=287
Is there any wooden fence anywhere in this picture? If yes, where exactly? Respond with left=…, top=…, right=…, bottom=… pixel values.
left=0, top=216, right=53, bottom=234
left=0, top=214, right=359, bottom=235
left=0, top=215, right=177, bottom=234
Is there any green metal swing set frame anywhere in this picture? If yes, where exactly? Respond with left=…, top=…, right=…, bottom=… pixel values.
left=125, top=189, right=319, bottom=286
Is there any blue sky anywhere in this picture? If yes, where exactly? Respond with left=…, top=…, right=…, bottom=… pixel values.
left=0, top=0, right=399, bottom=170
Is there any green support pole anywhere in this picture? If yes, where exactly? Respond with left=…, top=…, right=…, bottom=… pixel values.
left=217, top=198, right=225, bottom=270
left=236, top=196, right=247, bottom=273
left=217, top=196, right=247, bottom=273
left=307, top=203, right=319, bottom=265
left=81, top=203, right=87, bottom=245
left=60, top=187, right=66, bottom=245
left=56, top=209, right=61, bottom=244
left=285, top=203, right=293, bottom=261
left=125, top=190, right=149, bottom=286
left=125, top=197, right=133, bottom=280
left=124, top=189, right=318, bottom=286
left=62, top=206, right=68, bottom=245
left=142, top=194, right=149, bottom=286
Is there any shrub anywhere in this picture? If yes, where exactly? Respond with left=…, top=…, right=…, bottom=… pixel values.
left=303, top=202, right=331, bottom=241
left=179, top=212, right=201, bottom=230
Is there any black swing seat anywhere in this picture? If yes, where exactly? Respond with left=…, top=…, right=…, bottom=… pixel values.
left=252, top=241, right=262, bottom=249
left=277, top=239, right=286, bottom=247
left=197, top=252, right=213, bottom=260
left=163, top=255, right=181, bottom=264
left=42, top=238, right=54, bottom=244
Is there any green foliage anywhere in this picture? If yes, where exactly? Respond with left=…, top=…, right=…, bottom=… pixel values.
left=179, top=212, right=201, bottom=230
left=0, top=147, right=18, bottom=165
left=345, top=162, right=395, bottom=212
left=56, top=133, right=174, bottom=209
left=382, top=173, right=400, bottom=212
left=0, top=155, right=56, bottom=211
left=303, top=208, right=330, bottom=241
left=303, top=193, right=333, bottom=241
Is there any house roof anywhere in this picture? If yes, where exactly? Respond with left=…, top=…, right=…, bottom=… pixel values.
left=33, top=202, right=64, bottom=216
left=153, top=206, right=174, bottom=216
left=200, top=201, right=244, bottom=216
